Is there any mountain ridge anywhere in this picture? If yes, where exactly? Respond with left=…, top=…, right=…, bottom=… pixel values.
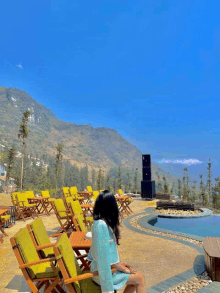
left=0, top=85, right=182, bottom=186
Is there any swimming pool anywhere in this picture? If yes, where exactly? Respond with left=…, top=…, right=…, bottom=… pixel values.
left=150, top=215, right=220, bottom=237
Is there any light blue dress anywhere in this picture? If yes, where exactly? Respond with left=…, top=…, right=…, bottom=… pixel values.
left=87, top=219, right=130, bottom=293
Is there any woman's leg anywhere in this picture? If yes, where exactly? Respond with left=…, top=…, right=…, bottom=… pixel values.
left=123, top=284, right=136, bottom=293
left=125, top=271, right=146, bottom=293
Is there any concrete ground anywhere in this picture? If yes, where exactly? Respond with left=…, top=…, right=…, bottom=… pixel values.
left=0, top=197, right=201, bottom=293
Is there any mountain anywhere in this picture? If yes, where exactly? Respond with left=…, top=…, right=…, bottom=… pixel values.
left=0, top=85, right=181, bottom=186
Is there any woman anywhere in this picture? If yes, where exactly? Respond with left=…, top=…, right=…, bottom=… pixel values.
left=87, top=190, right=146, bottom=293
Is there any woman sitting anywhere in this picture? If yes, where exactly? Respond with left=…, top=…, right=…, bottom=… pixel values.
left=87, top=190, right=146, bottom=293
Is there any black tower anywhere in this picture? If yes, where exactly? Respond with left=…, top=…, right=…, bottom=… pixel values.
left=141, top=154, right=156, bottom=199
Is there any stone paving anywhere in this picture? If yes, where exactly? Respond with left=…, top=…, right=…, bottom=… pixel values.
left=0, top=197, right=217, bottom=293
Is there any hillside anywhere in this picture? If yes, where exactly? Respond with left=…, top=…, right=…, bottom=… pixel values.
left=0, top=85, right=181, bottom=186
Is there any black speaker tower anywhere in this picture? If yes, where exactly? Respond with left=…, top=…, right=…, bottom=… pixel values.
left=141, top=154, right=156, bottom=200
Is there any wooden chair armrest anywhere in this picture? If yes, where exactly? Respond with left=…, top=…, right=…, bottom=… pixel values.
left=49, top=233, right=63, bottom=238
left=65, top=268, right=116, bottom=284
left=20, top=257, right=57, bottom=268
left=36, top=243, right=55, bottom=250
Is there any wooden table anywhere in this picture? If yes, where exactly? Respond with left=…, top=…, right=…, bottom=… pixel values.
left=78, top=191, right=93, bottom=204
left=0, top=209, right=9, bottom=237
left=81, top=203, right=94, bottom=214
left=27, top=197, right=50, bottom=216
left=69, top=231, right=92, bottom=270
left=203, top=236, right=220, bottom=281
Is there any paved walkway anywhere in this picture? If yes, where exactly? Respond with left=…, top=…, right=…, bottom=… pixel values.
left=0, top=197, right=210, bottom=292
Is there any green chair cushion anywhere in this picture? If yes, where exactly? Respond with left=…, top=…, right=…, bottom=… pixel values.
left=30, top=218, right=54, bottom=258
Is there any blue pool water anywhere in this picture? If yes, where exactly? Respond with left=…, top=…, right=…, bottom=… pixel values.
left=151, top=215, right=220, bottom=237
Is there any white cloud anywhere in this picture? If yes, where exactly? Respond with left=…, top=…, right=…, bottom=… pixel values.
left=17, top=64, right=23, bottom=69
left=157, top=158, right=203, bottom=166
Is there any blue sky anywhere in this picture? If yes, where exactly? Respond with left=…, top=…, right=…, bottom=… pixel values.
left=0, top=0, right=220, bottom=185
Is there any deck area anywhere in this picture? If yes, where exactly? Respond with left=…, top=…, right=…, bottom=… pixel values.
left=0, top=197, right=203, bottom=293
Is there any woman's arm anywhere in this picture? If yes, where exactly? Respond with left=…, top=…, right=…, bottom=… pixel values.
left=111, top=262, right=137, bottom=274
left=111, top=262, right=130, bottom=274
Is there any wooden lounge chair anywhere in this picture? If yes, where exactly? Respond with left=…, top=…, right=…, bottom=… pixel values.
left=62, top=187, right=71, bottom=199
left=53, top=233, right=117, bottom=293
left=68, top=200, right=93, bottom=229
left=16, top=193, right=38, bottom=221
left=27, top=218, right=63, bottom=259
left=41, top=190, right=56, bottom=214
left=51, top=199, right=76, bottom=234
left=10, top=227, right=64, bottom=293
left=117, top=189, right=133, bottom=216
left=92, top=191, right=99, bottom=202
left=70, top=186, right=85, bottom=204
left=73, top=213, right=87, bottom=232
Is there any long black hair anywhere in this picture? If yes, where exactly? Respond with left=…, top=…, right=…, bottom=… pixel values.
left=93, top=190, right=121, bottom=245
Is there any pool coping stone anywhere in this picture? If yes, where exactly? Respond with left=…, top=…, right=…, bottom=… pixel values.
left=123, top=207, right=220, bottom=292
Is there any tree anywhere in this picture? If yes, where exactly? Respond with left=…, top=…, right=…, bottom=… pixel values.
left=199, top=173, right=208, bottom=206
left=177, top=179, right=183, bottom=200
left=106, top=175, right=111, bottom=191
left=118, top=166, right=122, bottom=189
left=190, top=180, right=198, bottom=203
left=6, top=146, right=16, bottom=193
left=170, top=182, right=175, bottom=196
left=206, top=158, right=212, bottom=203
left=91, top=169, right=96, bottom=189
left=133, top=168, right=138, bottom=194
left=183, top=167, right=191, bottom=202
left=212, top=177, right=220, bottom=210
left=162, top=176, right=169, bottom=193
left=96, top=167, right=102, bottom=191
left=18, top=110, right=31, bottom=192
left=125, top=168, right=131, bottom=193
left=156, top=172, right=163, bottom=193
left=54, top=143, right=63, bottom=197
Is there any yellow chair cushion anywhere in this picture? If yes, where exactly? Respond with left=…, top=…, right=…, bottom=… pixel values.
left=35, top=262, right=57, bottom=279
left=80, top=270, right=101, bottom=293
left=1, top=215, right=11, bottom=221
left=56, top=233, right=81, bottom=293
left=66, top=197, right=73, bottom=204
left=24, top=203, right=36, bottom=207
left=70, top=200, right=83, bottom=215
left=25, top=191, right=35, bottom=198
left=42, top=190, right=50, bottom=198
left=85, top=217, right=93, bottom=222
left=30, top=218, right=54, bottom=258
left=14, top=227, right=42, bottom=279
left=76, top=196, right=84, bottom=200
left=75, top=214, right=86, bottom=232
left=70, top=186, right=78, bottom=195
left=62, top=187, right=70, bottom=198
left=86, top=186, right=93, bottom=192
left=54, top=199, right=68, bottom=218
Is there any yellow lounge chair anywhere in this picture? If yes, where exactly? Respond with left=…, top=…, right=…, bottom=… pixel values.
left=53, top=233, right=116, bottom=293
left=10, top=227, right=64, bottom=293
